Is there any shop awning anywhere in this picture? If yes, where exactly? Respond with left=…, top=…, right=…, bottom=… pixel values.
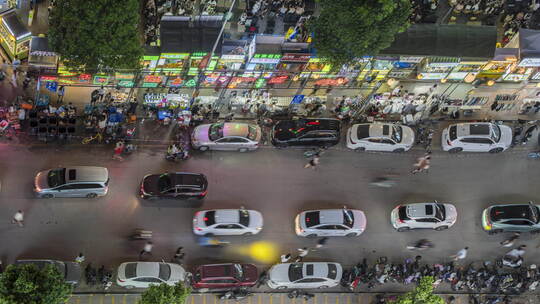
left=222, top=39, right=248, bottom=55
left=160, top=15, right=223, bottom=53
left=519, top=28, right=540, bottom=58
left=29, top=36, right=58, bottom=67
left=381, top=24, right=497, bottom=59
left=493, top=48, right=519, bottom=61
left=0, top=9, right=30, bottom=40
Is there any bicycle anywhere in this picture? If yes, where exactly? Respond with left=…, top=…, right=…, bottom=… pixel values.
left=82, top=132, right=103, bottom=144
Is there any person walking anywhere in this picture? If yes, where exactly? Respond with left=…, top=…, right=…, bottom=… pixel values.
left=12, top=210, right=24, bottom=227
left=295, top=247, right=309, bottom=261
left=280, top=253, right=291, bottom=263
left=173, top=247, right=184, bottom=264
left=112, top=141, right=124, bottom=161
left=411, top=152, right=431, bottom=174
left=75, top=253, right=85, bottom=263
left=97, top=86, right=105, bottom=102
left=501, top=232, right=520, bottom=247
left=57, top=85, right=65, bottom=104
left=315, top=237, right=328, bottom=249
left=139, top=241, right=153, bottom=259
left=304, top=155, right=320, bottom=169
left=450, top=247, right=468, bottom=261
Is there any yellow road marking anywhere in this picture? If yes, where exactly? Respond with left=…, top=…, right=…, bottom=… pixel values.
left=313, top=294, right=317, bottom=304
left=280, top=293, right=284, bottom=304
left=192, top=295, right=195, bottom=304
left=100, top=295, right=104, bottom=304
left=248, top=294, right=252, bottom=304
left=335, top=294, right=339, bottom=304
left=204, top=294, right=207, bottom=304
left=123, top=295, right=126, bottom=304
left=76, top=297, right=80, bottom=304
left=291, top=297, right=296, bottom=304
left=346, top=294, right=350, bottom=304
left=89, top=294, right=93, bottom=304
left=258, top=294, right=262, bottom=304
left=356, top=294, right=362, bottom=304
left=324, top=294, right=328, bottom=304
left=214, top=294, right=217, bottom=304
left=269, top=294, right=273, bottom=304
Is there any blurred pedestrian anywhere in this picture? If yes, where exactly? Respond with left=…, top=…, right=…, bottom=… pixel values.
left=304, top=155, right=320, bottom=169
left=139, top=241, right=153, bottom=259
left=57, top=85, right=65, bottom=104
left=316, top=237, right=328, bottom=249
left=501, top=232, right=520, bottom=247
left=113, top=141, right=124, bottom=161
left=295, top=247, right=309, bottom=261
left=411, top=152, right=431, bottom=174
left=451, top=247, right=468, bottom=261
left=280, top=253, right=291, bottom=263
left=75, top=253, right=85, bottom=263
left=97, top=86, right=105, bottom=102
left=173, top=246, right=184, bottom=264
left=256, top=270, right=268, bottom=288
left=11, top=210, right=24, bottom=227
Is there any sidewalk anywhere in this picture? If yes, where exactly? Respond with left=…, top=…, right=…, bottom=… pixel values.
left=66, top=292, right=537, bottom=304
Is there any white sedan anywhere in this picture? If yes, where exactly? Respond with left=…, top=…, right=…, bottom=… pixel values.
left=441, top=122, right=513, bottom=153
left=193, top=209, right=263, bottom=236
left=390, top=202, right=458, bottom=232
left=346, top=123, right=415, bottom=152
left=267, top=262, right=342, bottom=289
left=116, top=262, right=186, bottom=289
left=295, top=208, right=366, bottom=237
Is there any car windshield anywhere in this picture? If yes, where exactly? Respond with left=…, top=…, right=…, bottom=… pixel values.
left=343, top=209, right=354, bottom=228
left=247, top=125, right=258, bottom=141
left=434, top=204, right=446, bottom=221
left=327, top=264, right=338, bottom=280
left=288, top=263, right=303, bottom=281
left=159, top=263, right=171, bottom=281
left=209, top=123, right=224, bottom=141
left=233, top=264, right=244, bottom=280
left=158, top=174, right=172, bottom=192
left=530, top=204, right=539, bottom=224
left=204, top=211, right=216, bottom=226
left=305, top=211, right=320, bottom=228
left=48, top=168, right=66, bottom=188
left=239, top=209, right=250, bottom=226
left=449, top=126, right=457, bottom=141
left=398, top=206, right=410, bottom=220
left=391, top=125, right=402, bottom=143
left=490, top=124, right=501, bottom=142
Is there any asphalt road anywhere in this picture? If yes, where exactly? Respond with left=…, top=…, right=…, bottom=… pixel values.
left=1, top=135, right=540, bottom=291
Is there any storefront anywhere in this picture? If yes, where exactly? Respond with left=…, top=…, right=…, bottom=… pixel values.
left=216, top=39, right=247, bottom=71
left=446, top=60, right=487, bottom=81
left=245, top=35, right=283, bottom=77
left=0, top=8, right=30, bottom=60
left=141, top=55, right=160, bottom=71
left=28, top=36, right=58, bottom=69
left=188, top=52, right=219, bottom=75
left=387, top=56, right=424, bottom=80
left=303, top=57, right=331, bottom=77
left=277, top=52, right=310, bottom=73
left=417, top=57, right=460, bottom=80
left=143, top=92, right=190, bottom=110
left=502, top=57, right=537, bottom=82
left=157, top=53, right=190, bottom=73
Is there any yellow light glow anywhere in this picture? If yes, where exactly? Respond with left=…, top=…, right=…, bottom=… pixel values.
left=487, top=80, right=495, bottom=86
left=440, top=78, right=447, bottom=83
left=232, top=241, right=279, bottom=263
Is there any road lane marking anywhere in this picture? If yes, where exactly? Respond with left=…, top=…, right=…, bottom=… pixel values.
left=346, top=294, right=350, bottom=304
left=89, top=294, right=93, bottom=304
left=258, top=293, right=262, bottom=304
left=100, top=295, right=104, bottom=304
left=203, top=294, right=207, bottom=304
left=248, top=294, right=252, bottom=304
left=335, top=294, right=339, bottom=304
left=123, top=295, right=126, bottom=304
left=269, top=293, right=273, bottom=304
left=214, top=294, right=217, bottom=304
left=112, top=295, right=115, bottom=304
left=324, top=294, right=328, bottom=304
left=280, top=293, right=284, bottom=304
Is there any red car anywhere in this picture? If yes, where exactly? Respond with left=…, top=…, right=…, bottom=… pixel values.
left=192, top=263, right=258, bottom=289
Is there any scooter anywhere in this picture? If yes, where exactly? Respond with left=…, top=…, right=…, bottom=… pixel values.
left=218, top=289, right=253, bottom=300
left=497, top=255, right=523, bottom=268
left=288, top=290, right=315, bottom=300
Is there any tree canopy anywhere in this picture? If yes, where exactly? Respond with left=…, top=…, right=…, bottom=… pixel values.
left=138, top=282, right=191, bottom=304
left=391, top=276, right=445, bottom=304
left=0, top=264, right=72, bottom=304
left=308, top=0, right=412, bottom=69
left=49, top=0, right=143, bottom=71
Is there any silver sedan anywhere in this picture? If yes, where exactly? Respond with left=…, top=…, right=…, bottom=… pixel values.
left=191, top=122, right=262, bottom=152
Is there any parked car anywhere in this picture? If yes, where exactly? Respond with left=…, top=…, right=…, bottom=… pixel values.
left=34, top=166, right=109, bottom=198
left=15, top=259, right=81, bottom=285
left=191, top=122, right=261, bottom=152
left=271, top=118, right=340, bottom=148
left=140, top=172, right=207, bottom=200
left=390, top=202, right=457, bottom=232
left=441, top=122, right=512, bottom=153
left=346, top=123, right=415, bottom=152
left=193, top=208, right=263, bottom=236
left=267, top=262, right=342, bottom=289
left=482, top=202, right=540, bottom=234
left=294, top=208, right=366, bottom=237
left=116, top=262, right=186, bottom=289
left=192, top=263, right=258, bottom=289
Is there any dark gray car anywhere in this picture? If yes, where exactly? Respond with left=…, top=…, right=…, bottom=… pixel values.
left=15, top=259, right=81, bottom=285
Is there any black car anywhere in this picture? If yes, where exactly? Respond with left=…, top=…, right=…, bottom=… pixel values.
left=271, top=118, right=341, bottom=147
left=140, top=172, right=208, bottom=200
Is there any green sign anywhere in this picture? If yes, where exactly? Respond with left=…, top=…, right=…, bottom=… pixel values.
left=118, top=80, right=135, bottom=87
left=184, top=79, right=197, bottom=87
left=255, top=78, right=266, bottom=88
left=142, top=82, right=159, bottom=88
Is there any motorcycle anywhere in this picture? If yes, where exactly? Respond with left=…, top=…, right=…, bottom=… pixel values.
left=218, top=289, right=253, bottom=301
left=288, top=290, right=314, bottom=300
left=497, top=255, right=523, bottom=269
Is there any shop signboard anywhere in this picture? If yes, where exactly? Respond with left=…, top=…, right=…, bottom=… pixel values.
left=518, top=58, right=540, bottom=67
left=503, top=73, right=531, bottom=81
left=158, top=53, right=190, bottom=71
left=167, top=76, right=184, bottom=87
left=388, top=70, right=413, bottom=79
left=281, top=53, right=310, bottom=62
left=254, top=78, right=266, bottom=88
left=418, top=72, right=448, bottom=80
left=142, top=55, right=159, bottom=70
left=268, top=75, right=288, bottom=84
left=93, top=75, right=110, bottom=85
left=142, top=74, right=163, bottom=88
left=45, top=81, right=57, bottom=92
left=399, top=56, right=424, bottom=63
left=115, top=73, right=135, bottom=87
left=314, top=77, right=348, bottom=86
left=40, top=75, right=57, bottom=82
left=290, top=95, right=305, bottom=105
left=250, top=54, right=281, bottom=64
left=220, top=54, right=245, bottom=61
left=428, top=62, right=460, bottom=68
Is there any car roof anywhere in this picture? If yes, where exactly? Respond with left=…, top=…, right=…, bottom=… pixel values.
left=135, top=262, right=159, bottom=278
left=201, top=264, right=233, bottom=278
left=490, top=204, right=538, bottom=222
left=222, top=123, right=252, bottom=137
left=454, top=123, right=491, bottom=138
left=317, top=210, right=345, bottom=224
left=276, top=118, right=340, bottom=132
left=64, top=166, right=108, bottom=182
left=213, top=209, right=240, bottom=224
left=406, top=203, right=436, bottom=218
left=169, top=173, right=207, bottom=187
left=367, top=123, right=393, bottom=138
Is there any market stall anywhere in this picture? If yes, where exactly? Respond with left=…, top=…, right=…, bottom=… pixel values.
left=417, top=57, right=460, bottom=80
left=0, top=8, right=30, bottom=60
left=28, top=36, right=58, bottom=69
left=245, top=35, right=283, bottom=77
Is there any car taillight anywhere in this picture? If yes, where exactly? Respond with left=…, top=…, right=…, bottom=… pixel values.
left=398, top=219, right=404, bottom=224
left=118, top=279, right=125, bottom=282
left=200, top=190, right=208, bottom=196
left=447, top=139, right=452, bottom=146
left=195, top=227, right=203, bottom=231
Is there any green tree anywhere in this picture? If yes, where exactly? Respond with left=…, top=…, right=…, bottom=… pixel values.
left=0, top=263, right=72, bottom=304
left=308, top=0, right=412, bottom=69
left=49, top=0, right=143, bottom=71
left=139, top=282, right=191, bottom=304
left=391, top=276, right=444, bottom=304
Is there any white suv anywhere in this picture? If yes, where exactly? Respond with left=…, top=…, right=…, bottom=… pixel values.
left=390, top=202, right=457, bottom=232
left=441, top=122, right=512, bottom=153
left=267, top=262, right=342, bottom=289
left=346, top=123, right=415, bottom=152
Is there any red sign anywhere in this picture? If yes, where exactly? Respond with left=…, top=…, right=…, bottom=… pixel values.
left=231, top=77, right=257, bottom=83
left=314, top=77, right=349, bottom=86
left=281, top=53, right=311, bottom=62
left=40, top=76, right=58, bottom=81
left=79, top=74, right=91, bottom=81
left=144, top=75, right=162, bottom=83
left=268, top=75, right=289, bottom=84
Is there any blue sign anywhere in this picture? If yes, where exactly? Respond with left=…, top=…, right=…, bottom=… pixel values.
left=46, top=81, right=58, bottom=92
left=290, top=95, right=305, bottom=105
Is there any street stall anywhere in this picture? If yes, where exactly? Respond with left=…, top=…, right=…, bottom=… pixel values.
left=0, top=8, right=30, bottom=60
left=387, top=56, right=424, bottom=80
left=417, top=57, right=459, bottom=80
left=245, top=35, right=283, bottom=77
left=28, top=36, right=58, bottom=69
left=216, top=39, right=248, bottom=71
left=476, top=48, right=518, bottom=81
left=446, top=60, right=487, bottom=81
left=277, top=42, right=311, bottom=73
left=188, top=52, right=219, bottom=75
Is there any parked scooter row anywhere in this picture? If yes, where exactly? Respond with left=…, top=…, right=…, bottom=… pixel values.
left=340, top=256, right=540, bottom=295
left=85, top=264, right=113, bottom=290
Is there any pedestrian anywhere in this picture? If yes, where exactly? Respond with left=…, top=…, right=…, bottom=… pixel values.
left=97, top=86, right=105, bottom=102
left=411, top=152, right=431, bottom=174
left=500, top=232, right=520, bottom=247
left=113, top=141, right=124, bottom=161
left=295, top=247, right=309, bottom=262
left=391, top=85, right=403, bottom=97
left=280, top=253, right=291, bottom=263
left=304, top=155, right=320, bottom=169
left=75, top=253, right=85, bottom=263
left=506, top=245, right=526, bottom=258
left=11, top=210, right=24, bottom=227
left=450, top=247, right=468, bottom=261
left=255, top=270, right=268, bottom=288
left=139, top=241, right=153, bottom=259
left=90, top=89, right=99, bottom=105
left=57, top=85, right=65, bottom=104
left=173, top=246, right=184, bottom=263
left=315, top=237, right=328, bottom=249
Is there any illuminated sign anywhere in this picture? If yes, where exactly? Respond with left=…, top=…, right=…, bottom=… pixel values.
left=220, top=54, right=245, bottom=60
left=117, top=80, right=134, bottom=87
left=281, top=53, right=310, bottom=62
left=160, top=53, right=189, bottom=59
left=250, top=54, right=281, bottom=64
left=40, top=76, right=57, bottom=81
left=143, top=75, right=162, bottom=83
left=268, top=75, right=288, bottom=84
left=314, top=77, right=348, bottom=86
left=168, top=77, right=184, bottom=87
left=93, top=76, right=109, bottom=85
